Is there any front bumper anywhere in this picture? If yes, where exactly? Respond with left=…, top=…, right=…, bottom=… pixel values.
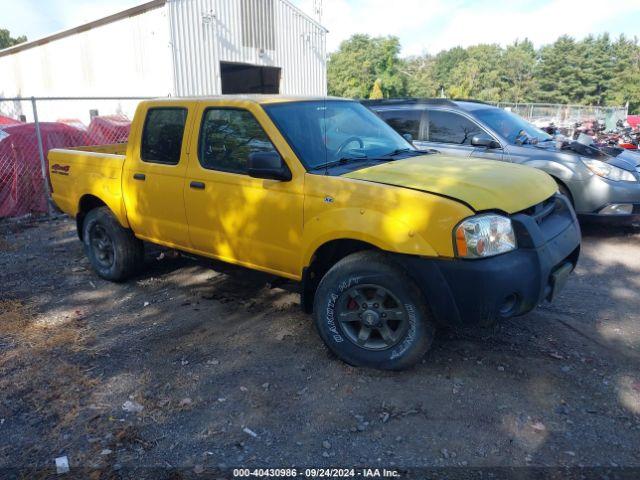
left=398, top=195, right=581, bottom=327
left=573, top=173, right=640, bottom=222
left=578, top=205, right=640, bottom=226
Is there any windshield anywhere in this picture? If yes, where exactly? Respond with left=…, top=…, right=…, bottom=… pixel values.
left=264, top=100, right=414, bottom=170
left=474, top=108, right=552, bottom=145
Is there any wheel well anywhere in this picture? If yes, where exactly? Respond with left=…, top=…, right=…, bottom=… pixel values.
left=551, top=176, right=574, bottom=206
left=76, top=195, right=107, bottom=240
left=301, top=239, right=378, bottom=313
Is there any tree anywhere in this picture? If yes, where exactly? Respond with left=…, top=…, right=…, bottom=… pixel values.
left=606, top=35, right=640, bottom=113
left=431, top=47, right=468, bottom=93
left=403, top=55, right=439, bottom=97
left=326, top=31, right=640, bottom=113
left=500, top=39, right=537, bottom=103
left=0, top=29, right=27, bottom=49
left=536, top=35, right=583, bottom=104
left=575, top=34, right=613, bottom=105
left=369, top=79, right=384, bottom=99
left=447, top=44, right=503, bottom=101
left=327, top=34, right=406, bottom=98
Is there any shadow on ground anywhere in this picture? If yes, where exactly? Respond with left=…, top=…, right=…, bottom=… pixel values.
left=0, top=217, right=638, bottom=477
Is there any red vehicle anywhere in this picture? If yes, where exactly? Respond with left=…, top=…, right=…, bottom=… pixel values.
left=0, top=122, right=90, bottom=217
left=87, top=115, right=131, bottom=144
left=0, top=115, right=21, bottom=126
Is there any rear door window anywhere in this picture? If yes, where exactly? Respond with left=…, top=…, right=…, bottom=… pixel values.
left=427, top=110, right=484, bottom=145
left=376, top=109, right=422, bottom=140
left=140, top=108, right=188, bottom=165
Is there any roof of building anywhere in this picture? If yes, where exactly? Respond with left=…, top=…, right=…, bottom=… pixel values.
left=0, top=0, right=326, bottom=59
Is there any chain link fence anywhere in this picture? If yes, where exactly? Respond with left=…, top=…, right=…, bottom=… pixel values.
left=495, top=102, right=628, bottom=133
left=0, top=97, right=150, bottom=219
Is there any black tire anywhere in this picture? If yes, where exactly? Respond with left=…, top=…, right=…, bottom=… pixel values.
left=82, top=207, right=144, bottom=282
left=313, top=251, right=435, bottom=370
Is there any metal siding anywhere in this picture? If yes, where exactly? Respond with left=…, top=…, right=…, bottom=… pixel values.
left=0, top=5, right=173, bottom=101
left=168, top=0, right=326, bottom=96
left=0, top=0, right=327, bottom=102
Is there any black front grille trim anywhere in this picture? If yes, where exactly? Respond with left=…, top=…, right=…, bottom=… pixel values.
left=518, top=195, right=557, bottom=225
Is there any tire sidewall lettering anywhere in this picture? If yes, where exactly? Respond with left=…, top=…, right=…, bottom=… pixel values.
left=390, top=303, right=418, bottom=360
left=325, top=292, right=343, bottom=342
left=325, top=276, right=362, bottom=343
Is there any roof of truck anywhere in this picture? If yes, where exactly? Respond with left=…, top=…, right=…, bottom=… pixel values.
left=146, top=95, right=350, bottom=105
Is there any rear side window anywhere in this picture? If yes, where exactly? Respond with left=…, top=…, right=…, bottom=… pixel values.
left=376, top=109, right=422, bottom=140
left=198, top=108, right=277, bottom=174
left=427, top=110, right=483, bottom=145
left=140, top=108, right=187, bottom=165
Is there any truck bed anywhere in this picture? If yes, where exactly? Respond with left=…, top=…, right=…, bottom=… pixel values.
left=48, top=144, right=127, bottom=220
left=66, top=143, right=128, bottom=155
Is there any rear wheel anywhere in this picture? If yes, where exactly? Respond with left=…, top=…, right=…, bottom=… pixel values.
left=313, top=251, right=435, bottom=370
left=83, top=207, right=143, bottom=282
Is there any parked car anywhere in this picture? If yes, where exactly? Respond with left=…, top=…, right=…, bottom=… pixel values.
left=48, top=96, right=580, bottom=370
left=364, top=99, right=640, bottom=224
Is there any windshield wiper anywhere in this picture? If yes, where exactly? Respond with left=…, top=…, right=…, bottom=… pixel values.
left=309, top=149, right=421, bottom=171
left=378, top=148, right=420, bottom=158
left=309, top=156, right=370, bottom=171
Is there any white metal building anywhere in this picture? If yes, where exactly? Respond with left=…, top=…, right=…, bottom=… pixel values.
left=0, top=0, right=327, bottom=108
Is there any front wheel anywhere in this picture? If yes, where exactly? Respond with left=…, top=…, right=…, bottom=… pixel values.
left=82, top=207, right=144, bottom=282
left=313, top=251, right=435, bottom=370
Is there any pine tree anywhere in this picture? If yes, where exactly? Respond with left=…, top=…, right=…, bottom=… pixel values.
left=607, top=35, right=640, bottom=113
left=536, top=36, right=583, bottom=104
left=369, top=79, right=384, bottom=99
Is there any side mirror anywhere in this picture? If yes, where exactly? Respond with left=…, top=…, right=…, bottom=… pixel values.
left=402, top=133, right=414, bottom=144
left=248, top=151, right=292, bottom=181
left=471, top=134, right=501, bottom=149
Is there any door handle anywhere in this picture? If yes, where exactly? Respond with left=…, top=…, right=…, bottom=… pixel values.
left=133, top=173, right=146, bottom=181
left=190, top=181, right=205, bottom=190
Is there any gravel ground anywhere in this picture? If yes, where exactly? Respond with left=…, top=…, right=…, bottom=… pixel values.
left=0, top=215, right=639, bottom=479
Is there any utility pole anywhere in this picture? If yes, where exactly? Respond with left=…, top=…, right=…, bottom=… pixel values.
left=313, top=0, right=323, bottom=24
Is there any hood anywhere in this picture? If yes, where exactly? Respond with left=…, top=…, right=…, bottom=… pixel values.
left=605, top=149, right=640, bottom=171
left=532, top=140, right=640, bottom=171
left=343, top=155, right=557, bottom=213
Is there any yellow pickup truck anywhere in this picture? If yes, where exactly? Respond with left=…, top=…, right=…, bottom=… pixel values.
left=49, top=96, right=581, bottom=370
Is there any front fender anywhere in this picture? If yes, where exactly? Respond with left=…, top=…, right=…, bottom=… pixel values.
left=301, top=207, right=438, bottom=268
left=522, top=159, right=576, bottom=184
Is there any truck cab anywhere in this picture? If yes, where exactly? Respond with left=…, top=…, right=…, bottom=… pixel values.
left=49, top=96, right=581, bottom=370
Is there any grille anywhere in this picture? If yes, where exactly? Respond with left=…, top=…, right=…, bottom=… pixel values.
left=519, top=195, right=557, bottom=225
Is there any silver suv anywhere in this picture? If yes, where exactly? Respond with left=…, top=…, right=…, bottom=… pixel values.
left=364, top=99, right=640, bottom=224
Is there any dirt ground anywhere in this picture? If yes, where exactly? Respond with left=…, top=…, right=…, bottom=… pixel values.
left=0, top=215, right=639, bottom=479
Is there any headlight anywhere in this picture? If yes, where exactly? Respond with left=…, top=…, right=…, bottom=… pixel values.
left=455, top=214, right=517, bottom=259
left=582, top=159, right=636, bottom=182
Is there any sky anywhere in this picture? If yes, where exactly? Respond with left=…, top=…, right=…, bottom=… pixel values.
left=2, top=0, right=640, bottom=56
